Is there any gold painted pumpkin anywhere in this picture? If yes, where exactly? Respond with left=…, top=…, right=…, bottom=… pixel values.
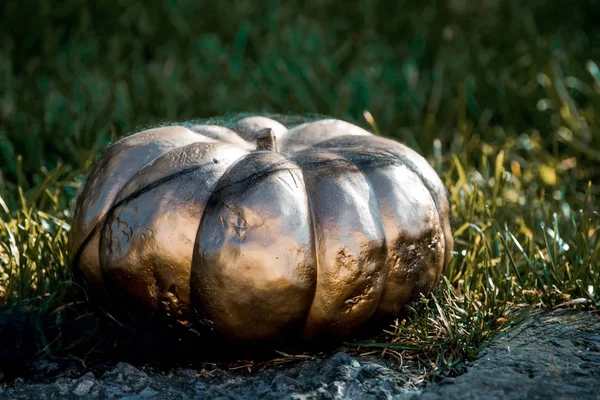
left=70, top=116, right=453, bottom=342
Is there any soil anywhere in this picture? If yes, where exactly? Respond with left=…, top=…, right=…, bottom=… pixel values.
left=0, top=309, right=598, bottom=399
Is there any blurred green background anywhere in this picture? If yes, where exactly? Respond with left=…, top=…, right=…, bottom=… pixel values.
left=1, top=0, right=599, bottom=185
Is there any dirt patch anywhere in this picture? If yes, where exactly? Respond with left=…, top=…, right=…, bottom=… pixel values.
left=0, top=309, right=598, bottom=399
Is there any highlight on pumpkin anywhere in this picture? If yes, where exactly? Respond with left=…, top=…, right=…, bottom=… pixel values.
left=70, top=115, right=453, bottom=342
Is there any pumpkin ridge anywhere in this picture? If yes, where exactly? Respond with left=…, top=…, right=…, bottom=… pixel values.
left=310, top=146, right=442, bottom=227
left=190, top=150, right=269, bottom=323
left=70, top=126, right=206, bottom=284
left=315, top=141, right=451, bottom=269
left=191, top=151, right=315, bottom=340
left=75, top=135, right=243, bottom=264
left=320, top=149, right=393, bottom=313
left=293, top=150, right=388, bottom=338
left=379, top=149, right=450, bottom=269
left=372, top=141, right=452, bottom=270
left=99, top=141, right=250, bottom=315
left=311, top=145, right=446, bottom=317
left=73, top=161, right=214, bottom=274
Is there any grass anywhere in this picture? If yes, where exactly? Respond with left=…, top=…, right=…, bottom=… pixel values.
left=0, top=0, right=599, bottom=379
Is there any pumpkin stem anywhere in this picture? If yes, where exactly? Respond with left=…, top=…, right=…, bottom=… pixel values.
left=255, top=128, right=277, bottom=152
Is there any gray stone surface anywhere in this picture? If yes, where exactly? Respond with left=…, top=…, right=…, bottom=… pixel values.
left=419, top=310, right=600, bottom=400
left=0, top=310, right=598, bottom=399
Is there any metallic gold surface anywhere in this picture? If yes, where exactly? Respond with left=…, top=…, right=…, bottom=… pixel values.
left=192, top=152, right=315, bottom=341
left=70, top=126, right=206, bottom=286
left=101, top=142, right=248, bottom=318
left=71, top=116, right=453, bottom=342
left=280, top=119, right=371, bottom=151
left=293, top=150, right=388, bottom=339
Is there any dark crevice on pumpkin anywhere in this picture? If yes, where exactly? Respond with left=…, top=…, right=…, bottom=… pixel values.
left=300, top=186, right=320, bottom=338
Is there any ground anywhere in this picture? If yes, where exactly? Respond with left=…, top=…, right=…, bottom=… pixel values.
left=1, top=309, right=598, bottom=399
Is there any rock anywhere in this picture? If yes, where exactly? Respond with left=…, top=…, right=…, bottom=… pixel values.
left=54, top=377, right=73, bottom=396
left=138, top=387, right=159, bottom=397
left=420, top=309, right=600, bottom=400
left=101, top=362, right=152, bottom=393
left=0, top=310, right=598, bottom=399
left=73, top=372, right=95, bottom=396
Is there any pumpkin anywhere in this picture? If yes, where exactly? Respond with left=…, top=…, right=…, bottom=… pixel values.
left=70, top=116, right=453, bottom=342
